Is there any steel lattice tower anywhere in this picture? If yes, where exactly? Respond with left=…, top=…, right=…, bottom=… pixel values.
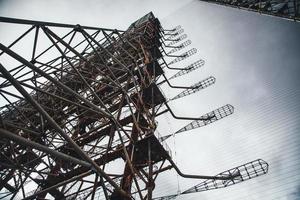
left=199, top=0, right=300, bottom=22
left=0, top=13, right=268, bottom=200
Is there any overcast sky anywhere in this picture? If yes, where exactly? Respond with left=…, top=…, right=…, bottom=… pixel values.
left=1, top=0, right=300, bottom=199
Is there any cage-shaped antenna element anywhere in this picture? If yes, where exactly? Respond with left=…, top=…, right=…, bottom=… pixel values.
left=170, top=76, right=215, bottom=101
left=166, top=34, right=188, bottom=46
left=159, top=104, right=234, bottom=142
left=168, top=48, right=197, bottom=65
left=153, top=159, right=269, bottom=199
left=182, top=159, right=269, bottom=194
left=165, top=28, right=185, bottom=39
left=169, top=59, right=205, bottom=80
left=175, top=104, right=234, bottom=134
left=167, top=40, right=192, bottom=55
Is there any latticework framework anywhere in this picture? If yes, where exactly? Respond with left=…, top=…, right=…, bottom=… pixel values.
left=199, top=0, right=300, bottom=22
left=0, top=13, right=268, bottom=200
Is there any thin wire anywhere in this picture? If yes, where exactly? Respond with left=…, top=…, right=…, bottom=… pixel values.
left=163, top=113, right=181, bottom=194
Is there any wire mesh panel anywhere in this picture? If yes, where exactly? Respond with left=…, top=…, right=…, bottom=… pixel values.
left=168, top=48, right=197, bottom=65
left=165, top=28, right=185, bottom=40
left=182, top=159, right=269, bottom=194
left=166, top=34, right=188, bottom=46
left=168, top=59, right=205, bottom=80
left=166, top=40, right=191, bottom=55
left=170, top=76, right=215, bottom=101
left=153, top=159, right=269, bottom=199
left=175, top=104, right=234, bottom=134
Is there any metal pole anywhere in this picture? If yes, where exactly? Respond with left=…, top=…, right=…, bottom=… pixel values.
left=0, top=16, right=124, bottom=32
left=147, top=140, right=153, bottom=200
left=0, top=128, right=91, bottom=168
left=168, top=158, right=237, bottom=180
left=22, top=171, right=92, bottom=200
left=165, top=102, right=212, bottom=121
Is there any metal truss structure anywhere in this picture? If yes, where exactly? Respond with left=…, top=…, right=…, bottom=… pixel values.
left=199, top=0, right=300, bottom=22
left=0, top=13, right=268, bottom=200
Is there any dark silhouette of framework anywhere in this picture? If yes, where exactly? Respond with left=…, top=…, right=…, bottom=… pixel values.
left=0, top=13, right=268, bottom=200
left=199, top=0, right=300, bottom=22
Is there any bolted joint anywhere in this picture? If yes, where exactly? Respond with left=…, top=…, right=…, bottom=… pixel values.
left=74, top=24, right=83, bottom=32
